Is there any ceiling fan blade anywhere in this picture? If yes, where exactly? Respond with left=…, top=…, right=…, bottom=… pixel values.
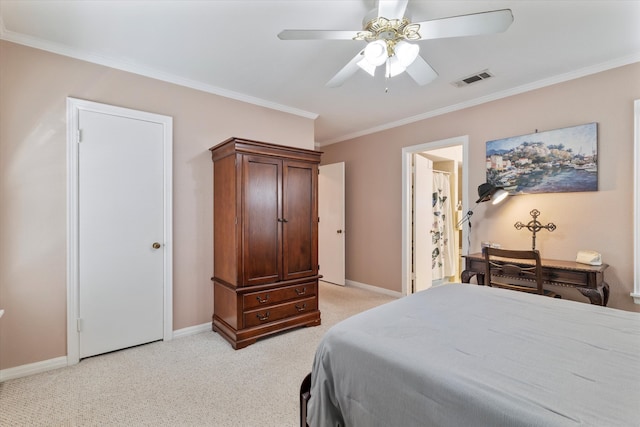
left=377, top=0, right=409, bottom=20
left=326, top=50, right=365, bottom=88
left=278, top=30, right=361, bottom=40
left=413, top=9, right=513, bottom=40
left=406, top=55, right=438, bottom=86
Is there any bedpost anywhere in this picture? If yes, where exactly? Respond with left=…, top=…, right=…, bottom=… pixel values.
left=300, top=372, right=312, bottom=427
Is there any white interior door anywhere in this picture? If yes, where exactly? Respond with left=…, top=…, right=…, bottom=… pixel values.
left=77, top=108, right=166, bottom=359
left=319, top=162, right=345, bottom=286
left=414, top=155, right=433, bottom=292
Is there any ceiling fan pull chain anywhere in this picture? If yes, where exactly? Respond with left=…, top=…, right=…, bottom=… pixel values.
left=385, top=58, right=391, bottom=93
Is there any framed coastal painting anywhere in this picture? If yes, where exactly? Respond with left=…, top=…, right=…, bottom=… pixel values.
left=485, top=122, right=598, bottom=194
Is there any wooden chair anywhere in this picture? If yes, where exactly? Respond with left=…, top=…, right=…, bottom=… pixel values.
left=483, top=247, right=559, bottom=298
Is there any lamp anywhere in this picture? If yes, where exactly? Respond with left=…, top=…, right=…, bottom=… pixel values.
left=476, top=182, right=508, bottom=205
left=356, top=58, right=377, bottom=76
left=395, top=40, right=420, bottom=66
left=456, top=183, right=508, bottom=228
left=363, top=39, right=387, bottom=66
left=386, top=56, right=406, bottom=78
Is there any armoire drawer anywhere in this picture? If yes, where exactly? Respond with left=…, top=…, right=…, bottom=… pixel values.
left=244, top=296, right=318, bottom=328
left=242, top=282, right=317, bottom=310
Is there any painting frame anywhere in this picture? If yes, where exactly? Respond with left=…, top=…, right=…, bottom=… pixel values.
left=486, top=123, right=598, bottom=195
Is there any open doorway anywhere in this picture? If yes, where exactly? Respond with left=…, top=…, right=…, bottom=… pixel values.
left=402, top=136, right=469, bottom=296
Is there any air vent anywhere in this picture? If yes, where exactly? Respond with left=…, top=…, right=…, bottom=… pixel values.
left=451, top=70, right=494, bottom=88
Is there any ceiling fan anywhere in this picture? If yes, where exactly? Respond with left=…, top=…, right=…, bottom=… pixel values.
left=278, top=0, right=513, bottom=88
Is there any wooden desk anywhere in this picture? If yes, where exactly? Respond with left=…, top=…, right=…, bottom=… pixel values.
left=461, top=253, right=610, bottom=306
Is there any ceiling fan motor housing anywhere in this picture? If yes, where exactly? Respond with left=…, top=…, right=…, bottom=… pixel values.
left=356, top=17, right=421, bottom=43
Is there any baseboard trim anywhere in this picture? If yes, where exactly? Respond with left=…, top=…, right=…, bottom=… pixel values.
left=172, top=322, right=212, bottom=339
left=0, top=323, right=213, bottom=382
left=345, top=280, right=403, bottom=298
left=0, top=356, right=68, bottom=382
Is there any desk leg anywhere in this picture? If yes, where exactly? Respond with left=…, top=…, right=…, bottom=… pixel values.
left=461, top=270, right=473, bottom=283
left=461, top=270, right=485, bottom=285
left=577, top=285, right=608, bottom=306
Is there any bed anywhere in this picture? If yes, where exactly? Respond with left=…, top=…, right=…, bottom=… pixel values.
left=304, top=283, right=640, bottom=426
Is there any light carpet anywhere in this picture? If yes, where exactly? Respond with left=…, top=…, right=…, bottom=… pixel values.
left=0, top=282, right=396, bottom=426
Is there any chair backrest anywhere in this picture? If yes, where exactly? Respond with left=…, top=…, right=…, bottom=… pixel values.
left=483, top=247, right=543, bottom=295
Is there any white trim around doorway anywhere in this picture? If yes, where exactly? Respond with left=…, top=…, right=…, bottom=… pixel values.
left=401, top=136, right=469, bottom=296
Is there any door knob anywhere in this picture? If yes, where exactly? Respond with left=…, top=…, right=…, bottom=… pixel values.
left=337, top=230, right=343, bottom=234
left=152, top=242, right=161, bottom=249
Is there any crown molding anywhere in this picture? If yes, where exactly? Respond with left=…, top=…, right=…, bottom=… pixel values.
left=2, top=21, right=637, bottom=148
left=0, top=27, right=319, bottom=121
left=316, top=52, right=640, bottom=147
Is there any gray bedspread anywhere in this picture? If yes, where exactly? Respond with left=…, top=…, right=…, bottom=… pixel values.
left=307, top=283, right=640, bottom=426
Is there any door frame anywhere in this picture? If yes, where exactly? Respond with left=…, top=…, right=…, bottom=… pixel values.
left=401, top=136, right=469, bottom=296
left=633, top=99, right=640, bottom=304
left=66, top=97, right=173, bottom=365
left=412, top=154, right=433, bottom=293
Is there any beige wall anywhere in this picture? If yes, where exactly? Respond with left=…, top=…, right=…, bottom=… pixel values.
left=0, top=41, right=315, bottom=370
left=321, top=62, right=640, bottom=313
left=2, top=38, right=638, bottom=372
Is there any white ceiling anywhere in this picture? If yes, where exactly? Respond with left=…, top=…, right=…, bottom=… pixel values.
left=1, top=1, right=639, bottom=145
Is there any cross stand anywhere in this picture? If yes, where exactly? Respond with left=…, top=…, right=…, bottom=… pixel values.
left=514, top=209, right=556, bottom=250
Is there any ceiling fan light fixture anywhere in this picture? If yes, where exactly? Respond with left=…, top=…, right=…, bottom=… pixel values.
left=357, top=58, right=377, bottom=76
left=386, top=56, right=406, bottom=78
left=364, top=39, right=388, bottom=66
left=395, top=40, right=419, bottom=67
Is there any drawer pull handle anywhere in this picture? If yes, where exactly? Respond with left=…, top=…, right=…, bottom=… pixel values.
left=295, top=287, right=306, bottom=296
left=256, top=311, right=270, bottom=321
left=295, top=303, right=307, bottom=312
left=256, top=294, right=269, bottom=304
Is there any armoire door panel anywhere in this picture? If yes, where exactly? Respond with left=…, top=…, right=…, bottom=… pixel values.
left=283, top=161, right=318, bottom=280
left=243, top=155, right=282, bottom=285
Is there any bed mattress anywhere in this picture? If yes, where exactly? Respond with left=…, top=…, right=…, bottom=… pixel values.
left=308, top=283, right=640, bottom=426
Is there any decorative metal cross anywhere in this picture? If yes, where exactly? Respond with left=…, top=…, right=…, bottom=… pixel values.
left=514, top=209, right=556, bottom=250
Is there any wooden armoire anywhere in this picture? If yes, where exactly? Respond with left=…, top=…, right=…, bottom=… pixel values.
left=209, top=137, right=322, bottom=349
